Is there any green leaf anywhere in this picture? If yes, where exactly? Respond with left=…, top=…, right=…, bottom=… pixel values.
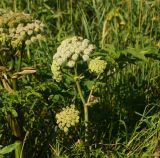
left=26, top=91, right=42, bottom=98
left=125, top=48, right=148, bottom=61
left=123, top=47, right=159, bottom=62
left=0, top=141, right=21, bottom=155
left=52, top=94, right=60, bottom=102
left=84, top=80, right=94, bottom=90
left=10, top=109, right=18, bottom=118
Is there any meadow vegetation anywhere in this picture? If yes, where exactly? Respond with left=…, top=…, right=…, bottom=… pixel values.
left=0, top=0, right=160, bottom=157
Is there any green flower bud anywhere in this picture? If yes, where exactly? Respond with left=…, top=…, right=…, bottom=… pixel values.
left=88, top=57, right=107, bottom=74
left=20, top=31, right=26, bottom=36
left=71, top=53, right=79, bottom=61
left=67, top=60, right=75, bottom=68
left=16, top=26, right=24, bottom=33
left=27, top=30, right=33, bottom=35
left=66, top=123, right=71, bottom=128
left=34, top=27, right=39, bottom=32
left=55, top=105, right=79, bottom=133
left=9, top=33, right=15, bottom=38
left=0, top=28, right=3, bottom=32
left=25, top=40, right=31, bottom=45
left=11, top=39, right=21, bottom=47
left=64, top=127, right=68, bottom=133
left=82, top=55, right=89, bottom=61
left=70, top=121, right=75, bottom=126
left=36, top=34, right=42, bottom=40
left=30, top=36, right=37, bottom=42
left=51, top=61, right=62, bottom=82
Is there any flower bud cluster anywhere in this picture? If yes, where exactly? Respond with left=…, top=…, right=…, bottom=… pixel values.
left=0, top=11, right=45, bottom=48
left=56, top=104, right=80, bottom=133
left=51, top=36, right=95, bottom=82
left=0, top=9, right=7, bottom=16
left=0, top=11, right=31, bottom=27
left=10, top=20, right=45, bottom=48
left=51, top=60, right=62, bottom=82
left=88, top=57, right=107, bottom=74
left=0, top=27, right=8, bottom=45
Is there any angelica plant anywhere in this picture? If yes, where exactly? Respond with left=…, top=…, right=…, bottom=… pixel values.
left=0, top=11, right=46, bottom=158
left=0, top=11, right=46, bottom=90
left=51, top=36, right=111, bottom=156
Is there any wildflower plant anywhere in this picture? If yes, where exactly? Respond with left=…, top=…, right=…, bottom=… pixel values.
left=0, top=10, right=46, bottom=158
left=0, top=11, right=46, bottom=91
left=51, top=36, right=115, bottom=156
left=0, top=11, right=45, bottom=61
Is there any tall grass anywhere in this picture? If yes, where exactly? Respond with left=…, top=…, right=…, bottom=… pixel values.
left=0, top=0, right=160, bottom=157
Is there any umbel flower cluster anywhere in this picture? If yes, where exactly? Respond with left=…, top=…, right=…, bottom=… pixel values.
left=88, top=57, right=107, bottom=74
left=0, top=11, right=45, bottom=48
left=56, top=104, right=80, bottom=133
left=51, top=36, right=95, bottom=82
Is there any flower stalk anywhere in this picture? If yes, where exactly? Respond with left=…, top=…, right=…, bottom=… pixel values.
left=74, top=67, right=89, bottom=157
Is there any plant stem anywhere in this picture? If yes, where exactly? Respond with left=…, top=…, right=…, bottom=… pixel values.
left=74, top=73, right=88, bottom=128
left=15, top=141, right=23, bottom=158
left=12, top=77, right=17, bottom=91
left=20, top=132, right=29, bottom=158
left=75, top=78, right=89, bottom=135
left=74, top=68, right=89, bottom=157
left=17, top=50, right=22, bottom=72
left=86, top=74, right=100, bottom=105
left=13, top=0, right=17, bottom=12
left=75, top=78, right=85, bottom=105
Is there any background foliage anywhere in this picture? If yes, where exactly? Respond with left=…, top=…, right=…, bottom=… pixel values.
left=0, top=0, right=160, bottom=157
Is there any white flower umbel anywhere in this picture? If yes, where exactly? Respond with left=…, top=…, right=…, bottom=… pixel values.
left=11, top=20, right=45, bottom=47
left=0, top=11, right=45, bottom=48
left=56, top=104, right=80, bottom=133
left=51, top=36, right=95, bottom=82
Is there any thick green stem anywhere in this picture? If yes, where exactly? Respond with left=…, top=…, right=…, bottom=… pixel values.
left=75, top=78, right=89, bottom=127
left=15, top=141, right=23, bottom=158
left=75, top=78, right=85, bottom=105
left=74, top=68, right=89, bottom=157
left=75, top=79, right=89, bottom=157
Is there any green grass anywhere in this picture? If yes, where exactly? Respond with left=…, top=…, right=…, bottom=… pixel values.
left=0, top=0, right=160, bottom=157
